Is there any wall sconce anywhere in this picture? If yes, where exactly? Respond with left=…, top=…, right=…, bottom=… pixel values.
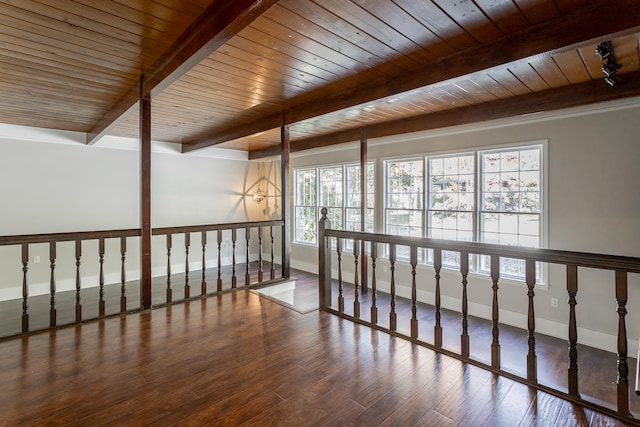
left=252, top=161, right=266, bottom=204
left=596, top=41, right=621, bottom=86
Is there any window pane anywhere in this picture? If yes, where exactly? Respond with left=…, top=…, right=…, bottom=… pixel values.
left=295, top=207, right=316, bottom=244
left=480, top=145, right=542, bottom=279
left=427, top=154, right=474, bottom=268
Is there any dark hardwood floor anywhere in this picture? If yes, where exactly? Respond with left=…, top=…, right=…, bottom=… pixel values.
left=0, top=267, right=637, bottom=425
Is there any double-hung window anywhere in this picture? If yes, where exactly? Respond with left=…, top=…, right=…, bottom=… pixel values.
left=479, top=147, right=542, bottom=278
left=294, top=163, right=375, bottom=246
left=383, top=143, right=543, bottom=280
left=294, top=168, right=317, bottom=244
left=385, top=159, right=424, bottom=260
left=427, top=154, right=475, bottom=267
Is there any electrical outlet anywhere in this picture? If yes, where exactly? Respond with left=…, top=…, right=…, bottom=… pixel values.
left=33, top=256, right=40, bottom=263
left=551, top=298, right=559, bottom=308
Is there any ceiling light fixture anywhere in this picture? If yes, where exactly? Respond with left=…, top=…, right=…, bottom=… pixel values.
left=596, top=41, right=622, bottom=86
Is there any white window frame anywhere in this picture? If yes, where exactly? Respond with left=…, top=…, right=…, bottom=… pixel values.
left=382, top=141, right=547, bottom=284
left=293, top=162, right=375, bottom=247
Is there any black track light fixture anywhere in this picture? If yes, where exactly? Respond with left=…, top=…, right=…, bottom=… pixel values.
left=595, top=41, right=621, bottom=86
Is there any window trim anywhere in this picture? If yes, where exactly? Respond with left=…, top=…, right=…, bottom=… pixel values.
left=381, top=140, right=548, bottom=284
left=293, top=161, right=375, bottom=247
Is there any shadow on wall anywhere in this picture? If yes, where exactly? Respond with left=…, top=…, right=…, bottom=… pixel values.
left=243, top=159, right=281, bottom=221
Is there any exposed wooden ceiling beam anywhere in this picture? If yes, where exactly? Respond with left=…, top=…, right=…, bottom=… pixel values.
left=249, top=70, right=640, bottom=159
left=86, top=0, right=279, bottom=145
left=184, top=0, right=640, bottom=153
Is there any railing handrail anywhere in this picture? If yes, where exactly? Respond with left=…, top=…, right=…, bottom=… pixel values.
left=152, top=220, right=284, bottom=236
left=0, top=220, right=285, bottom=247
left=324, top=229, right=640, bottom=273
left=0, top=228, right=142, bottom=246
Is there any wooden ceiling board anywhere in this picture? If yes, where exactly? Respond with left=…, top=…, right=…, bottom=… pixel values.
left=251, top=15, right=389, bottom=83
left=311, top=0, right=435, bottom=65
left=487, top=68, right=533, bottom=96
left=267, top=4, right=404, bottom=77
left=449, top=79, right=502, bottom=103
left=472, top=0, right=531, bottom=34
left=224, top=34, right=346, bottom=89
left=391, top=0, right=479, bottom=51
left=202, top=52, right=322, bottom=101
left=529, top=57, right=572, bottom=88
left=349, top=0, right=456, bottom=58
left=0, top=2, right=165, bottom=60
left=554, top=0, right=596, bottom=14
left=552, top=50, right=593, bottom=84
left=512, top=0, right=560, bottom=24
left=508, top=62, right=552, bottom=92
left=467, top=74, right=515, bottom=99
left=432, top=0, right=505, bottom=43
left=236, top=26, right=352, bottom=84
left=612, top=34, right=640, bottom=73
left=2, top=0, right=640, bottom=157
left=278, top=0, right=420, bottom=70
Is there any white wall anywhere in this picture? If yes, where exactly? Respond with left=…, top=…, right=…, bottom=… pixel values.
left=0, top=126, right=277, bottom=299
left=290, top=99, right=640, bottom=353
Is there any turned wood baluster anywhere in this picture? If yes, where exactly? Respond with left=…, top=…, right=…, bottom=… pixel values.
left=258, top=227, right=264, bottom=283
left=567, top=264, right=579, bottom=397
left=337, top=238, right=344, bottom=312
left=490, top=255, right=500, bottom=369
left=217, top=230, right=222, bottom=292
left=166, top=234, right=173, bottom=303
left=231, top=229, right=237, bottom=288
left=410, top=245, right=418, bottom=339
left=615, top=270, right=630, bottom=416
left=370, top=243, right=378, bottom=324
left=526, top=259, right=537, bottom=382
left=201, top=231, right=207, bottom=295
left=434, top=248, right=443, bottom=348
left=389, top=244, right=397, bottom=331
left=49, top=242, right=57, bottom=327
left=75, top=240, right=82, bottom=322
left=98, top=238, right=105, bottom=317
left=21, top=244, right=29, bottom=333
left=245, top=227, right=251, bottom=286
left=270, top=226, right=275, bottom=280
left=460, top=251, right=470, bottom=358
left=353, top=239, right=360, bottom=319
left=184, top=233, right=191, bottom=298
left=120, top=237, right=127, bottom=312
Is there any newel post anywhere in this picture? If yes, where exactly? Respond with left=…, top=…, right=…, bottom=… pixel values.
left=318, top=207, right=332, bottom=309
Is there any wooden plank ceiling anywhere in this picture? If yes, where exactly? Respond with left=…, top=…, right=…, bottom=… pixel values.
left=1, top=0, right=639, bottom=159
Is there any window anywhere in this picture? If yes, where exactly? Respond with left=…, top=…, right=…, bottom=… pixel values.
left=385, top=159, right=423, bottom=260
left=383, top=144, right=543, bottom=280
left=294, top=163, right=375, bottom=245
left=319, top=166, right=343, bottom=232
left=479, top=147, right=542, bottom=278
left=294, top=169, right=317, bottom=244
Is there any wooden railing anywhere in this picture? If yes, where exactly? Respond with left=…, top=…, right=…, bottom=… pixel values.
left=0, top=228, right=141, bottom=335
left=0, top=219, right=284, bottom=338
left=152, top=219, right=284, bottom=303
left=318, top=208, right=640, bottom=424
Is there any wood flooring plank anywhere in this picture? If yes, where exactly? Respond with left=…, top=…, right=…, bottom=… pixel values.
left=0, top=268, right=634, bottom=426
